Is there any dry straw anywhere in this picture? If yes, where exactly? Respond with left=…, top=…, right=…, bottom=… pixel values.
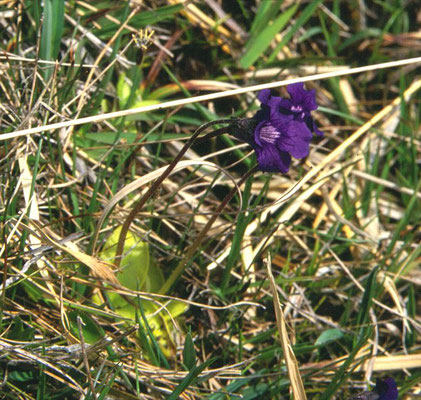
left=266, top=254, right=307, bottom=400
left=1, top=57, right=420, bottom=142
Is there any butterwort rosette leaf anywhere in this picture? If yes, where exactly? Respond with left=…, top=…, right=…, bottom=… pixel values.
left=228, top=83, right=323, bottom=173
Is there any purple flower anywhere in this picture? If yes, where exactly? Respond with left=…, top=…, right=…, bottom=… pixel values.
left=278, top=83, right=324, bottom=137
left=373, top=378, right=398, bottom=400
left=348, top=378, right=398, bottom=400
left=228, top=83, right=323, bottom=173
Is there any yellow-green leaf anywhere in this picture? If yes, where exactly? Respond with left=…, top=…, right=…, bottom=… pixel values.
left=100, top=226, right=149, bottom=292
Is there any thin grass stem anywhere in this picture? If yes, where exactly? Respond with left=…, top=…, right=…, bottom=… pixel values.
left=113, top=119, right=238, bottom=266
left=159, top=165, right=258, bottom=295
left=2, top=57, right=421, bottom=142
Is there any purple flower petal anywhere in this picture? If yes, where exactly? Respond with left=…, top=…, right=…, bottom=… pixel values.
left=258, top=124, right=282, bottom=145
left=277, top=120, right=313, bottom=159
left=312, top=120, right=324, bottom=136
left=374, top=378, right=398, bottom=400
left=254, top=145, right=291, bottom=173
left=266, top=95, right=284, bottom=117
left=257, top=89, right=271, bottom=104
left=278, top=97, right=293, bottom=111
left=228, top=85, right=323, bottom=173
left=254, top=115, right=291, bottom=147
left=287, top=82, right=318, bottom=111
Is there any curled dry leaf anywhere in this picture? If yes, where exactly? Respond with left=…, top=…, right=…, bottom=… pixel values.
left=30, top=221, right=119, bottom=285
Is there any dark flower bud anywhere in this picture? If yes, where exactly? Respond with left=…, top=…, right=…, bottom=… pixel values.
left=226, top=117, right=259, bottom=147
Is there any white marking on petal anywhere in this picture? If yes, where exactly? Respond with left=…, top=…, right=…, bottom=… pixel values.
left=260, top=125, right=281, bottom=144
left=290, top=105, right=302, bottom=112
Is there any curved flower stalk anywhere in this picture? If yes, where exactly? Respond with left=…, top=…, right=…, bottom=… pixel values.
left=112, top=119, right=237, bottom=265
left=113, top=84, right=324, bottom=273
left=228, top=83, right=323, bottom=172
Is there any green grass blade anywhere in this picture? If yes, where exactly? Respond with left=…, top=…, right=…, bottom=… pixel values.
left=166, top=358, right=216, bottom=400
left=182, top=329, right=197, bottom=371
left=319, top=328, right=372, bottom=400
left=354, top=266, right=378, bottom=346
left=249, top=0, right=284, bottom=35
left=221, top=172, right=253, bottom=291
left=40, top=0, right=65, bottom=81
left=240, top=3, right=299, bottom=68
left=267, top=0, right=323, bottom=64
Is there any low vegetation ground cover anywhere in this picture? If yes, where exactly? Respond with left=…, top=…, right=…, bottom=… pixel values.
left=0, top=1, right=420, bottom=399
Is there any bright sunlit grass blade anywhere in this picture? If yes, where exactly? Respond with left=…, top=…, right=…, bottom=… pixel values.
left=266, top=255, right=307, bottom=400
